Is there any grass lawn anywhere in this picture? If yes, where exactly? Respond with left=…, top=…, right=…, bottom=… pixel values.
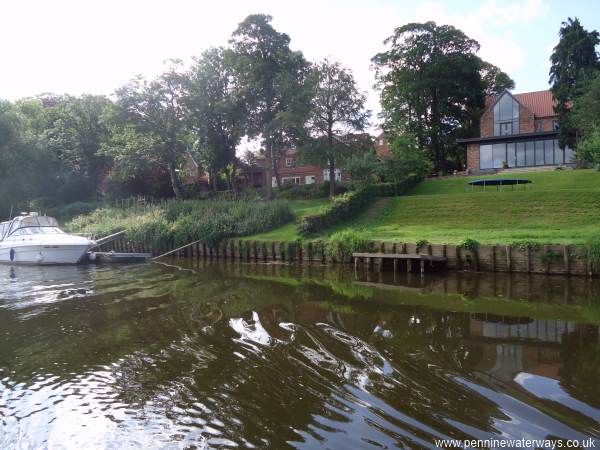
left=246, top=169, right=600, bottom=245
left=243, top=198, right=330, bottom=241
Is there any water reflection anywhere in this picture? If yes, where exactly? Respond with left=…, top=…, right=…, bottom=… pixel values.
left=0, top=260, right=599, bottom=448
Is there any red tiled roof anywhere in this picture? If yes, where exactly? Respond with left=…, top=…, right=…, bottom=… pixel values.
left=514, top=90, right=556, bottom=118
left=485, top=90, right=556, bottom=118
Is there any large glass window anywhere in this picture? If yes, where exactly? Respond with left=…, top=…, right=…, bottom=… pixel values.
left=565, top=146, right=576, bottom=163
left=553, top=139, right=563, bottom=165
left=480, top=144, right=493, bottom=169
left=492, top=143, right=506, bottom=168
left=506, top=143, right=516, bottom=167
left=535, top=140, right=545, bottom=165
left=493, top=93, right=520, bottom=136
left=516, top=142, right=525, bottom=167
left=544, top=140, right=554, bottom=165
left=525, top=141, right=535, bottom=166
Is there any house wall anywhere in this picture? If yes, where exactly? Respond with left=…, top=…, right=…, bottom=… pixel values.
left=375, top=133, right=391, bottom=158
left=466, top=143, right=480, bottom=170
left=519, top=105, right=536, bottom=133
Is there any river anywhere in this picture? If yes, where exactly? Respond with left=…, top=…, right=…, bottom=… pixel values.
left=1, top=260, right=599, bottom=449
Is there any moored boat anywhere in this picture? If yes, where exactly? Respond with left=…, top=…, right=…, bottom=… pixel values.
left=0, top=213, right=95, bottom=265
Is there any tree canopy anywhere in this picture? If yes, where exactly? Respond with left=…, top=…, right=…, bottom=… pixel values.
left=550, top=17, right=600, bottom=149
left=372, top=21, right=514, bottom=172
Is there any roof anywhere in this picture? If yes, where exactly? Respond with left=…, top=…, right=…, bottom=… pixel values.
left=485, top=90, right=556, bottom=118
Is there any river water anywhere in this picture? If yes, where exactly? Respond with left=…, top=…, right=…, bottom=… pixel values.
left=1, top=260, right=599, bottom=449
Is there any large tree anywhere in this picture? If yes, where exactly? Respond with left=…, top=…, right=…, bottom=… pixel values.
left=184, top=47, right=246, bottom=192
left=372, top=21, right=514, bottom=172
left=549, top=17, right=600, bottom=149
left=302, top=59, right=370, bottom=198
left=43, top=94, right=114, bottom=190
left=112, top=62, right=188, bottom=198
left=230, top=14, right=312, bottom=199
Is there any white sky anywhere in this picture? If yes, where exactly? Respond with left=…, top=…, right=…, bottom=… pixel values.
left=0, top=0, right=555, bottom=131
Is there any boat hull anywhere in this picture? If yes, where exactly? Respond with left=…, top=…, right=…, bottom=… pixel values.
left=0, top=244, right=90, bottom=265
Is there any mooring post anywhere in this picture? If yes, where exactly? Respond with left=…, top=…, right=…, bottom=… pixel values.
left=420, top=259, right=425, bottom=275
left=407, top=259, right=412, bottom=273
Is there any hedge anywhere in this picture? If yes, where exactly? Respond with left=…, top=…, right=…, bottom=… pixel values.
left=298, top=175, right=421, bottom=235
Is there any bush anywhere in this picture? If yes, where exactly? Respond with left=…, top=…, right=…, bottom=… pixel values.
left=298, top=175, right=421, bottom=235
left=583, top=235, right=600, bottom=271
left=327, top=230, right=371, bottom=262
left=58, top=201, right=99, bottom=219
left=275, top=182, right=348, bottom=200
left=66, top=199, right=294, bottom=248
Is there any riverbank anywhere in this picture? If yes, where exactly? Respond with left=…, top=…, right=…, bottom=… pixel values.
left=248, top=169, right=600, bottom=244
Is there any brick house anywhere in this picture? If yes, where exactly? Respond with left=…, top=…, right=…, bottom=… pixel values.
left=458, top=89, right=575, bottom=172
left=374, top=131, right=391, bottom=159
left=267, top=148, right=343, bottom=187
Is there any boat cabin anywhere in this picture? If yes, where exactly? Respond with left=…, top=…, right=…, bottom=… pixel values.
left=0, top=215, right=62, bottom=241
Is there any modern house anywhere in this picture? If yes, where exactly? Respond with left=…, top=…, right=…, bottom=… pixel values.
left=458, top=89, right=575, bottom=172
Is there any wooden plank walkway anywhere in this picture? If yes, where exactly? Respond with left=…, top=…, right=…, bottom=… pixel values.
left=352, top=252, right=448, bottom=274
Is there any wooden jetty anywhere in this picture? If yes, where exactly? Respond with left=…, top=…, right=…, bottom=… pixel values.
left=352, top=252, right=447, bottom=274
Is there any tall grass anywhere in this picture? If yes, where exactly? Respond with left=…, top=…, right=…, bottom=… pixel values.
left=65, top=199, right=293, bottom=248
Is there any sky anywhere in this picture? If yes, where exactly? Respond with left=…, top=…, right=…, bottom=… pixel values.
left=1, top=0, right=599, bottom=130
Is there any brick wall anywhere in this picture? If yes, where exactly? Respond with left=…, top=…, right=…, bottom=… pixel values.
left=480, top=108, right=493, bottom=137
left=519, top=105, right=535, bottom=133
left=467, top=143, right=480, bottom=170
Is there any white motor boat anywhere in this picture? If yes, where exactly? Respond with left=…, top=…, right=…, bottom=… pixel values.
left=0, top=213, right=95, bottom=265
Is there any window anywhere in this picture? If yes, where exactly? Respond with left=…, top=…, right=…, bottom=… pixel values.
left=535, top=140, right=545, bottom=165
left=525, top=141, right=535, bottom=166
left=553, top=139, right=563, bottom=165
left=282, top=176, right=300, bottom=185
left=516, top=142, right=525, bottom=167
left=378, top=138, right=384, bottom=146
left=480, top=144, right=493, bottom=169
left=285, top=157, right=294, bottom=168
left=493, top=93, right=520, bottom=136
left=506, top=143, right=516, bottom=167
left=535, top=120, right=543, bottom=132
left=492, top=143, right=506, bottom=168
left=544, top=140, right=554, bottom=165
left=565, top=145, right=576, bottom=163
left=323, top=169, right=341, bottom=182
left=305, top=175, right=316, bottom=185
left=553, top=119, right=559, bottom=130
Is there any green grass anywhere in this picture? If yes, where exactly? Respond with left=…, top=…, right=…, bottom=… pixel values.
left=245, top=169, right=600, bottom=245
left=243, top=199, right=330, bottom=241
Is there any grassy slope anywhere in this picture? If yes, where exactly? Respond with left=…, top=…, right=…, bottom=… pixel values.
left=243, top=199, right=330, bottom=241
left=247, top=169, right=600, bottom=245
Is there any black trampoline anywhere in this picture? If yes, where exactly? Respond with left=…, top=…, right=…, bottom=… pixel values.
left=468, top=178, right=532, bottom=191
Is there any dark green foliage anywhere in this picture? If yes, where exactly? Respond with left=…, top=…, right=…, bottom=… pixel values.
left=379, top=133, right=432, bottom=183
left=415, top=239, right=429, bottom=250
left=459, top=238, right=479, bottom=252
left=275, top=182, right=348, bottom=200
left=230, top=14, right=313, bottom=199
left=327, top=230, right=370, bottom=262
left=550, top=18, right=600, bottom=150
left=583, top=235, right=600, bottom=271
left=67, top=199, right=293, bottom=249
left=302, top=59, right=370, bottom=198
left=298, top=175, right=420, bottom=234
left=372, top=21, right=514, bottom=172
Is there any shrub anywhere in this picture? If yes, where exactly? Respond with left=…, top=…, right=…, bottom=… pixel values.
left=66, top=199, right=293, bottom=248
left=275, top=182, right=348, bottom=200
left=583, top=235, right=600, bottom=271
left=298, top=175, right=421, bottom=234
left=327, top=230, right=371, bottom=262
left=416, top=239, right=430, bottom=250
left=459, top=238, right=479, bottom=252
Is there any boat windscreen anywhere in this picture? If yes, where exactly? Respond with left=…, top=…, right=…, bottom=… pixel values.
left=6, top=216, right=60, bottom=237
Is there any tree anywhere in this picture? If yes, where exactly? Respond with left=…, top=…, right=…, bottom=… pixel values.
left=43, top=94, right=115, bottom=193
left=372, top=21, right=514, bottom=172
left=302, top=59, right=370, bottom=198
left=184, top=48, right=246, bottom=192
left=550, top=17, right=600, bottom=149
left=230, top=14, right=312, bottom=199
left=380, top=133, right=432, bottom=186
left=342, top=151, right=380, bottom=185
left=112, top=62, right=188, bottom=198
